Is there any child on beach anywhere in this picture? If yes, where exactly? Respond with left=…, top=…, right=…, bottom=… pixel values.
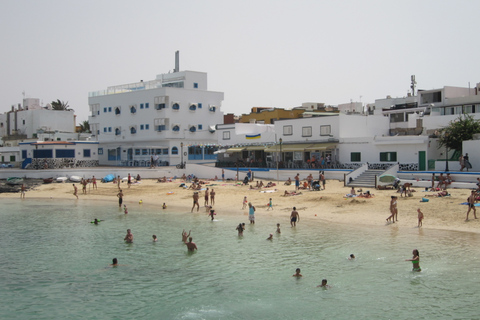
left=417, top=208, right=424, bottom=227
left=242, top=196, right=247, bottom=209
left=267, top=198, right=273, bottom=210
left=162, top=203, right=167, bottom=209
left=208, top=209, right=216, bottom=221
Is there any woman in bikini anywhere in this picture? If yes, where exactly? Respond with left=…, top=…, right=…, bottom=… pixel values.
left=405, top=249, right=421, bottom=272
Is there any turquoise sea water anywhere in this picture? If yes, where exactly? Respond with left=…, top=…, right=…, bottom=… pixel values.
left=1, top=198, right=479, bottom=320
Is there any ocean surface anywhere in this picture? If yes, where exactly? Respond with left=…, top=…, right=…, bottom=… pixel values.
left=1, top=198, right=479, bottom=320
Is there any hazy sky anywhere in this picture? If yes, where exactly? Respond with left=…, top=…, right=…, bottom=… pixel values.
left=1, top=0, right=479, bottom=123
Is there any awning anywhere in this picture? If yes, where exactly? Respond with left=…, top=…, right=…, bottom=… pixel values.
left=304, top=143, right=336, bottom=151
left=244, top=145, right=266, bottom=151
left=226, top=147, right=245, bottom=153
left=213, top=149, right=227, bottom=154
left=265, top=143, right=310, bottom=152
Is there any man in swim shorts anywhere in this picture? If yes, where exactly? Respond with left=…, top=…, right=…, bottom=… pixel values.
left=466, top=190, right=477, bottom=221
left=191, top=192, right=199, bottom=212
left=117, top=189, right=123, bottom=207
left=294, top=174, right=300, bottom=191
left=290, top=207, right=299, bottom=227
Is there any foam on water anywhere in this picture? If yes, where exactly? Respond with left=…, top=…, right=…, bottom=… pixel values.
left=1, top=199, right=479, bottom=319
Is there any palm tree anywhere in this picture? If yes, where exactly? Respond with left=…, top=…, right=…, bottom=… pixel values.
left=79, top=120, right=90, bottom=133
left=51, top=99, right=73, bottom=111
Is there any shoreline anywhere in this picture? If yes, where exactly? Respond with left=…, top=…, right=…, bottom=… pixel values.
left=2, top=178, right=479, bottom=234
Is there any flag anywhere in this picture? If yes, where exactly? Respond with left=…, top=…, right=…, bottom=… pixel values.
left=246, top=134, right=261, bottom=140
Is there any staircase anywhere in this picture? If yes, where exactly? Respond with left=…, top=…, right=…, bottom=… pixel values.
left=347, top=169, right=383, bottom=187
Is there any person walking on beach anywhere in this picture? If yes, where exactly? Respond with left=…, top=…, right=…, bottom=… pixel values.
left=127, top=173, right=132, bottom=188
left=417, top=208, right=424, bottom=227
left=204, top=188, right=209, bottom=206
left=92, top=176, right=97, bottom=190
left=242, top=196, right=248, bottom=209
left=210, top=189, right=216, bottom=206
left=295, top=173, right=300, bottom=191
left=248, top=202, right=256, bottom=224
left=267, top=198, right=273, bottom=210
left=191, top=192, right=200, bottom=212
left=466, top=190, right=477, bottom=221
left=20, top=183, right=26, bottom=199
left=320, top=172, right=326, bottom=190
left=290, top=207, right=299, bottom=227
left=73, top=184, right=78, bottom=199
left=386, top=196, right=397, bottom=223
left=117, top=176, right=121, bottom=189
left=222, top=169, right=225, bottom=181
left=185, top=237, right=197, bottom=252
left=124, top=229, right=133, bottom=243
left=405, top=249, right=421, bottom=272
left=81, top=178, right=87, bottom=195
left=117, top=189, right=124, bottom=208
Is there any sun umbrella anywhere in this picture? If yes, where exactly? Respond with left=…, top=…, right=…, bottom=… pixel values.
left=379, top=174, right=397, bottom=183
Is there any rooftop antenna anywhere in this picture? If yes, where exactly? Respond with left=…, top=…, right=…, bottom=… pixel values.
left=174, top=50, right=179, bottom=73
left=410, top=75, right=416, bottom=96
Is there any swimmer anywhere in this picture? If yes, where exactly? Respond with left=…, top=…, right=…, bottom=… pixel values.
left=185, top=237, right=197, bottom=252
left=93, top=218, right=101, bottom=225
left=317, top=279, right=331, bottom=288
left=152, top=235, right=158, bottom=242
left=110, top=258, right=118, bottom=267
left=162, top=203, right=167, bottom=209
left=349, top=254, right=355, bottom=260
left=124, top=229, right=133, bottom=243
left=123, top=204, right=128, bottom=214
left=292, top=268, right=302, bottom=277
left=276, top=223, right=281, bottom=233
left=405, top=249, right=421, bottom=272
left=236, top=223, right=244, bottom=236
left=266, top=233, right=273, bottom=240
left=182, top=229, right=191, bottom=242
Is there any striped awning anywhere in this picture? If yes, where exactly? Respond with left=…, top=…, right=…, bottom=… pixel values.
left=226, top=147, right=245, bottom=153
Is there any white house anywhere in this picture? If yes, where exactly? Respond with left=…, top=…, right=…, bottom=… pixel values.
left=88, top=66, right=224, bottom=167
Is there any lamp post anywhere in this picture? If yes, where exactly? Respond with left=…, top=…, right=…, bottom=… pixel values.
left=180, top=142, right=184, bottom=168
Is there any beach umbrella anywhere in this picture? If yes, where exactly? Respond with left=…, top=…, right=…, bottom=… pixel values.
left=379, top=174, right=397, bottom=183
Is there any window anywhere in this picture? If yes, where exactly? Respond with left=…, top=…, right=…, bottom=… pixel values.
left=142, top=149, right=148, bottom=155
left=198, top=124, right=203, bottom=130
left=10, top=155, right=15, bottom=162
left=320, top=125, right=331, bottom=136
left=130, top=127, right=137, bottom=134
left=97, top=111, right=100, bottom=115
left=115, top=107, right=121, bottom=115
left=189, top=125, right=196, bottom=132
left=194, top=83, right=198, bottom=88
left=104, top=107, right=107, bottom=113
left=172, top=103, right=180, bottom=110
left=115, top=128, right=121, bottom=135
left=209, top=106, right=216, bottom=112
left=302, top=126, right=312, bottom=137
left=98, top=148, right=103, bottom=155
left=140, top=103, right=144, bottom=109
left=223, top=131, right=230, bottom=140
left=34, top=149, right=53, bottom=158
left=156, top=103, right=166, bottom=110
left=140, top=125, right=144, bottom=130
left=23, top=120, right=25, bottom=125
left=283, top=125, right=293, bottom=135
left=145, top=103, right=149, bottom=109
left=351, top=152, right=361, bottom=162
left=198, top=103, right=202, bottom=109
left=104, top=127, right=107, bottom=132
left=390, top=113, right=405, bottom=123
left=145, top=124, right=149, bottom=130
left=380, top=152, right=397, bottom=162
left=108, top=107, right=112, bottom=112
left=162, top=148, right=169, bottom=155
left=108, top=127, right=112, bottom=132
left=172, top=125, right=180, bottom=132
left=135, top=149, right=140, bottom=155
left=22, top=150, right=27, bottom=159
left=83, top=149, right=91, bottom=158
left=189, top=104, right=197, bottom=111
left=55, top=149, right=75, bottom=158
left=107, top=148, right=120, bottom=161
left=130, top=106, right=136, bottom=114
left=157, top=125, right=165, bottom=131
left=172, top=147, right=178, bottom=155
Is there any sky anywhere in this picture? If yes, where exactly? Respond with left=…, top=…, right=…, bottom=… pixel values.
left=1, top=0, right=479, bottom=123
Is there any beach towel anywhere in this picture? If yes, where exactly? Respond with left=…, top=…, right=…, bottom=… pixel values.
left=460, top=202, right=480, bottom=206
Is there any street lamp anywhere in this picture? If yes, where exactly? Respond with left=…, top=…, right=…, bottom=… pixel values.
left=180, top=142, right=184, bottom=168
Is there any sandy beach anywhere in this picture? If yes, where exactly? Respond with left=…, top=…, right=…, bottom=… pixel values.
left=3, top=177, right=479, bottom=234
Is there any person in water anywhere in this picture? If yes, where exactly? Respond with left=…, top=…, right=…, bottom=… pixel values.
left=124, top=229, right=133, bottom=243
left=276, top=223, right=281, bottom=234
left=349, top=254, right=355, bottom=260
left=236, top=223, right=244, bottom=236
left=185, top=237, right=197, bottom=252
left=208, top=209, right=216, bottom=221
left=266, top=233, right=273, bottom=240
left=152, top=235, right=158, bottom=242
left=405, top=249, right=421, bottom=272
left=317, top=279, right=331, bottom=288
left=110, top=258, right=118, bottom=267
left=292, top=268, right=302, bottom=277
left=93, top=218, right=100, bottom=225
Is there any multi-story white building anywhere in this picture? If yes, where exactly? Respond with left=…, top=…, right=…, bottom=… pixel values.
left=88, top=67, right=224, bottom=167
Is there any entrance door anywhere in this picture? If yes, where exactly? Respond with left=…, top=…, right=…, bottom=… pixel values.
left=418, top=151, right=426, bottom=171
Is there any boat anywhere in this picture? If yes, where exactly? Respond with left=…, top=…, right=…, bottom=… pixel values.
left=43, top=178, right=54, bottom=184
left=6, top=177, right=23, bottom=185
left=56, top=177, right=68, bottom=183
left=69, top=176, right=82, bottom=182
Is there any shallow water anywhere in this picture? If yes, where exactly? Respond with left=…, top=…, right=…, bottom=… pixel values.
left=1, top=199, right=479, bottom=319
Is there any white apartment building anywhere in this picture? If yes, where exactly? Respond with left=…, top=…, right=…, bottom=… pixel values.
left=88, top=69, right=224, bottom=167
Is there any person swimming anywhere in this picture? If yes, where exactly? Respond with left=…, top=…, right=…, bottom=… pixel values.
left=349, top=254, right=355, bottom=260
left=152, top=235, right=158, bottom=242
left=292, top=268, right=302, bottom=277
left=110, top=258, right=118, bottom=266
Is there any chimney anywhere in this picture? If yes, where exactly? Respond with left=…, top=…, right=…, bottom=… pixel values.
left=174, top=51, right=179, bottom=73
